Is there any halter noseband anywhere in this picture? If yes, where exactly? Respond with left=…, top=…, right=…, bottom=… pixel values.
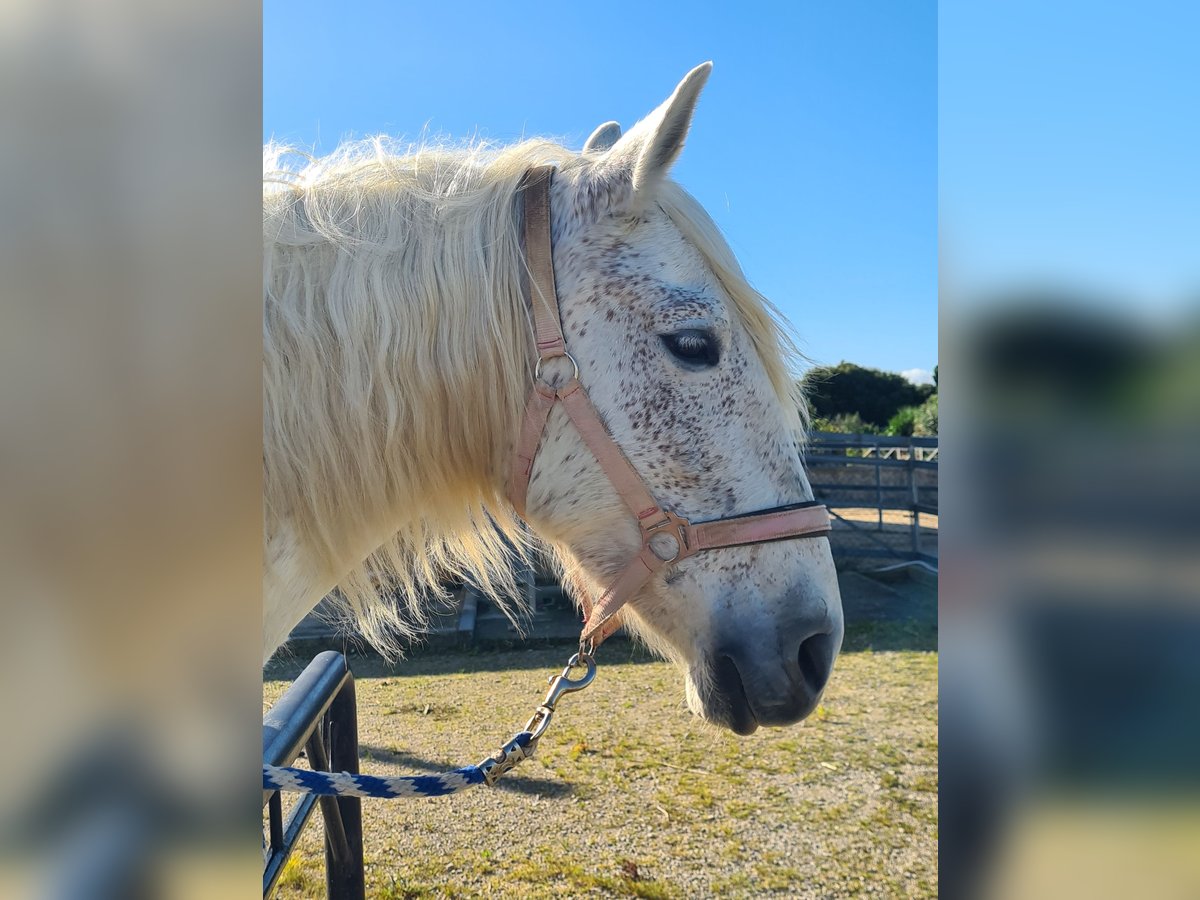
left=508, top=166, right=831, bottom=647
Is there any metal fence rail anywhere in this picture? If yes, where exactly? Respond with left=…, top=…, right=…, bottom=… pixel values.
left=804, top=432, right=938, bottom=565
left=263, top=651, right=364, bottom=899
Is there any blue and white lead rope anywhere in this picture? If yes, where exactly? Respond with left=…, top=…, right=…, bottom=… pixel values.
left=263, top=731, right=535, bottom=799
left=263, top=762, right=482, bottom=798
left=265, top=651, right=593, bottom=800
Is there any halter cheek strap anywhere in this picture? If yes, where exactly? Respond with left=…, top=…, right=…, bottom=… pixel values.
left=508, top=166, right=831, bottom=647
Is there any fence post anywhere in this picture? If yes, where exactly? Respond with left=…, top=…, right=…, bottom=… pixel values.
left=874, top=449, right=883, bottom=531
left=326, top=678, right=365, bottom=900
left=908, top=435, right=919, bottom=557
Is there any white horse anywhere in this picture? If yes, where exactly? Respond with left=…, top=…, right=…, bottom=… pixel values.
left=263, top=63, right=843, bottom=734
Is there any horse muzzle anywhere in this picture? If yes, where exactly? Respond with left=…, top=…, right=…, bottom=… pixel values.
left=695, top=613, right=844, bottom=736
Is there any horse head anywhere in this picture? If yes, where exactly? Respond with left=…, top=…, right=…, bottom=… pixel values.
left=521, top=64, right=843, bottom=734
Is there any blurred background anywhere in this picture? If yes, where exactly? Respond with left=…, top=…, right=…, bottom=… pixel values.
left=0, top=0, right=262, bottom=895
left=940, top=1, right=1200, bottom=898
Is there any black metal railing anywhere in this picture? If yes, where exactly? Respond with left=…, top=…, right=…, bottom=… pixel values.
left=263, top=651, right=364, bottom=899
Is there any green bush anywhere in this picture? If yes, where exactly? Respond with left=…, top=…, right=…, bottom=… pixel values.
left=812, top=412, right=881, bottom=435
left=914, top=394, right=938, bottom=436
left=886, top=406, right=918, bottom=436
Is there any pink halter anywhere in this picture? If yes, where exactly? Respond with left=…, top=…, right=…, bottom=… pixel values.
left=508, top=167, right=831, bottom=648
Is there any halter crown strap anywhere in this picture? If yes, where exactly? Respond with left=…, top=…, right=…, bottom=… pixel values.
left=509, top=167, right=830, bottom=648
left=518, top=167, right=567, bottom=359
left=509, top=166, right=661, bottom=526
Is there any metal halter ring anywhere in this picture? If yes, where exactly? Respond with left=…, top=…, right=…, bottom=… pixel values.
left=534, top=351, right=580, bottom=385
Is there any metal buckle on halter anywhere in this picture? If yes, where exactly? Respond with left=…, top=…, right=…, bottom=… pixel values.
left=641, top=509, right=692, bottom=562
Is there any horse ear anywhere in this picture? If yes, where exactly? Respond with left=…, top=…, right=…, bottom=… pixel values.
left=593, top=62, right=712, bottom=205
left=583, top=121, right=622, bottom=153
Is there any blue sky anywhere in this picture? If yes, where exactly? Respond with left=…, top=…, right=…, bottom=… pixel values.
left=265, top=1, right=937, bottom=381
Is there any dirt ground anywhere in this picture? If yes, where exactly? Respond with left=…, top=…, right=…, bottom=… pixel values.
left=264, top=574, right=937, bottom=898
left=832, top=508, right=939, bottom=530
left=826, top=508, right=939, bottom=562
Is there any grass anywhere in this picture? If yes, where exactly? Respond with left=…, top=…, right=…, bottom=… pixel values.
left=265, top=592, right=937, bottom=897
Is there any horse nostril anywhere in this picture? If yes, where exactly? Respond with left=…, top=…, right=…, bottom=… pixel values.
left=797, top=631, right=835, bottom=694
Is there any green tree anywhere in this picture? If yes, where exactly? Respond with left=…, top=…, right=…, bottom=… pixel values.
left=801, top=362, right=931, bottom=428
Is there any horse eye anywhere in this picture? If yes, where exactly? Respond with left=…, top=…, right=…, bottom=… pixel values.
left=661, top=329, right=720, bottom=368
